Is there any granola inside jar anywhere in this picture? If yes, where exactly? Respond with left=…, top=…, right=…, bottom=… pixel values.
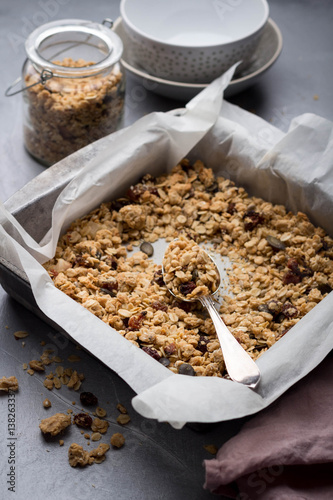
left=22, top=19, right=125, bottom=166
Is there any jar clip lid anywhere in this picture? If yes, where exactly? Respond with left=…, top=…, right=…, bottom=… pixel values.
left=5, top=18, right=121, bottom=97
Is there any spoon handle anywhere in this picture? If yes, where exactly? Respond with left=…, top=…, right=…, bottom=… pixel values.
left=199, top=295, right=261, bottom=388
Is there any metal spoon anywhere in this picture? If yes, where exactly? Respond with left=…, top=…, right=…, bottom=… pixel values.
left=163, top=245, right=261, bottom=389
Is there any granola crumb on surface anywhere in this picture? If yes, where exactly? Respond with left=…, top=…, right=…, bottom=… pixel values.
left=68, top=443, right=94, bottom=467
left=39, top=412, right=71, bottom=436
left=110, top=432, right=125, bottom=448
left=68, top=442, right=110, bottom=467
left=43, top=159, right=333, bottom=378
left=0, top=376, right=19, bottom=392
left=43, top=398, right=52, bottom=408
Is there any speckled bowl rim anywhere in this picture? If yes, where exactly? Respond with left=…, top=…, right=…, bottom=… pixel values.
left=120, top=0, right=269, bottom=48
left=115, top=17, right=283, bottom=92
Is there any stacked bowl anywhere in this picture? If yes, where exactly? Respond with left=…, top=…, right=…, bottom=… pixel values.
left=120, top=0, right=269, bottom=85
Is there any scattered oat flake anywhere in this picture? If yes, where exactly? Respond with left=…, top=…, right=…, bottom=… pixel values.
left=313, top=94, right=319, bottom=100
left=22, top=363, right=28, bottom=370
left=96, top=407, right=107, bottom=418
left=59, top=440, right=64, bottom=446
left=29, top=360, right=45, bottom=372
left=203, top=444, right=218, bottom=455
left=91, top=432, right=102, bottom=442
left=43, top=379, right=54, bottom=390
left=14, top=330, right=29, bottom=339
left=116, top=403, right=128, bottom=414
left=68, top=354, right=81, bottom=362
left=27, top=369, right=35, bottom=376
left=43, top=398, right=52, bottom=408
left=39, top=413, right=71, bottom=436
left=116, top=414, right=130, bottom=425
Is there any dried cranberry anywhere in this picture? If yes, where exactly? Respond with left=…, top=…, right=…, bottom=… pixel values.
left=179, top=281, right=197, bottom=296
left=243, top=210, right=264, bottom=231
left=197, top=336, right=209, bottom=354
left=227, top=202, right=236, bottom=215
left=75, top=255, right=89, bottom=267
left=80, top=392, right=98, bottom=406
left=178, top=364, right=196, bottom=376
left=151, top=269, right=165, bottom=287
left=274, top=313, right=286, bottom=323
left=141, top=173, right=156, bottom=184
left=100, top=281, right=118, bottom=297
left=282, top=303, right=298, bottom=318
left=73, top=413, right=93, bottom=428
left=267, top=300, right=283, bottom=315
left=127, top=184, right=147, bottom=202
left=283, top=270, right=302, bottom=285
left=317, top=283, right=332, bottom=295
left=128, top=311, right=147, bottom=331
left=111, top=198, right=131, bottom=211
left=171, top=300, right=193, bottom=313
left=151, top=300, right=168, bottom=312
left=287, top=258, right=300, bottom=273
left=148, top=187, right=159, bottom=197
left=164, top=343, right=177, bottom=356
left=104, top=256, right=118, bottom=270
left=142, top=346, right=161, bottom=361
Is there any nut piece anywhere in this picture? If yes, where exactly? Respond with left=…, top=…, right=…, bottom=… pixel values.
left=68, top=443, right=94, bottom=467
left=0, top=376, right=18, bottom=392
left=110, top=433, right=125, bottom=449
left=39, top=413, right=71, bottom=436
left=43, top=398, right=52, bottom=408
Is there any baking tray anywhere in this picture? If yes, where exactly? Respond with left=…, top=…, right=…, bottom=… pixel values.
left=0, top=138, right=113, bottom=321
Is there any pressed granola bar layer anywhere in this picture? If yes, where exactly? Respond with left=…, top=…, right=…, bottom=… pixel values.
left=44, top=159, right=333, bottom=377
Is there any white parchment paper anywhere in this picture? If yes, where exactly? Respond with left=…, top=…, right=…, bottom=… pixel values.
left=1, top=64, right=333, bottom=428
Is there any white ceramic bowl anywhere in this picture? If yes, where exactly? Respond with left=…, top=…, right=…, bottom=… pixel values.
left=120, top=0, right=269, bottom=83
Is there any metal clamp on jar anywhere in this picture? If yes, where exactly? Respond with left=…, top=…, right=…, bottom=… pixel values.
left=6, top=19, right=125, bottom=166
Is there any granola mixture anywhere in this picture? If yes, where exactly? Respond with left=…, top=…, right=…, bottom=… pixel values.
left=39, top=412, right=71, bottom=435
left=0, top=376, right=18, bottom=392
left=23, top=58, right=124, bottom=165
left=163, top=236, right=220, bottom=300
left=68, top=442, right=110, bottom=467
left=44, top=159, right=333, bottom=378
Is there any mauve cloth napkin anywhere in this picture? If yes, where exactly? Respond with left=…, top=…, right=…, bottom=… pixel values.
left=204, top=352, right=333, bottom=499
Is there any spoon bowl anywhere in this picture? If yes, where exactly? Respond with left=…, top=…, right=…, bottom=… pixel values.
left=162, top=238, right=261, bottom=389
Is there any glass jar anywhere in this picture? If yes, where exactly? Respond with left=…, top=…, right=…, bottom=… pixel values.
left=21, top=19, right=125, bottom=166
